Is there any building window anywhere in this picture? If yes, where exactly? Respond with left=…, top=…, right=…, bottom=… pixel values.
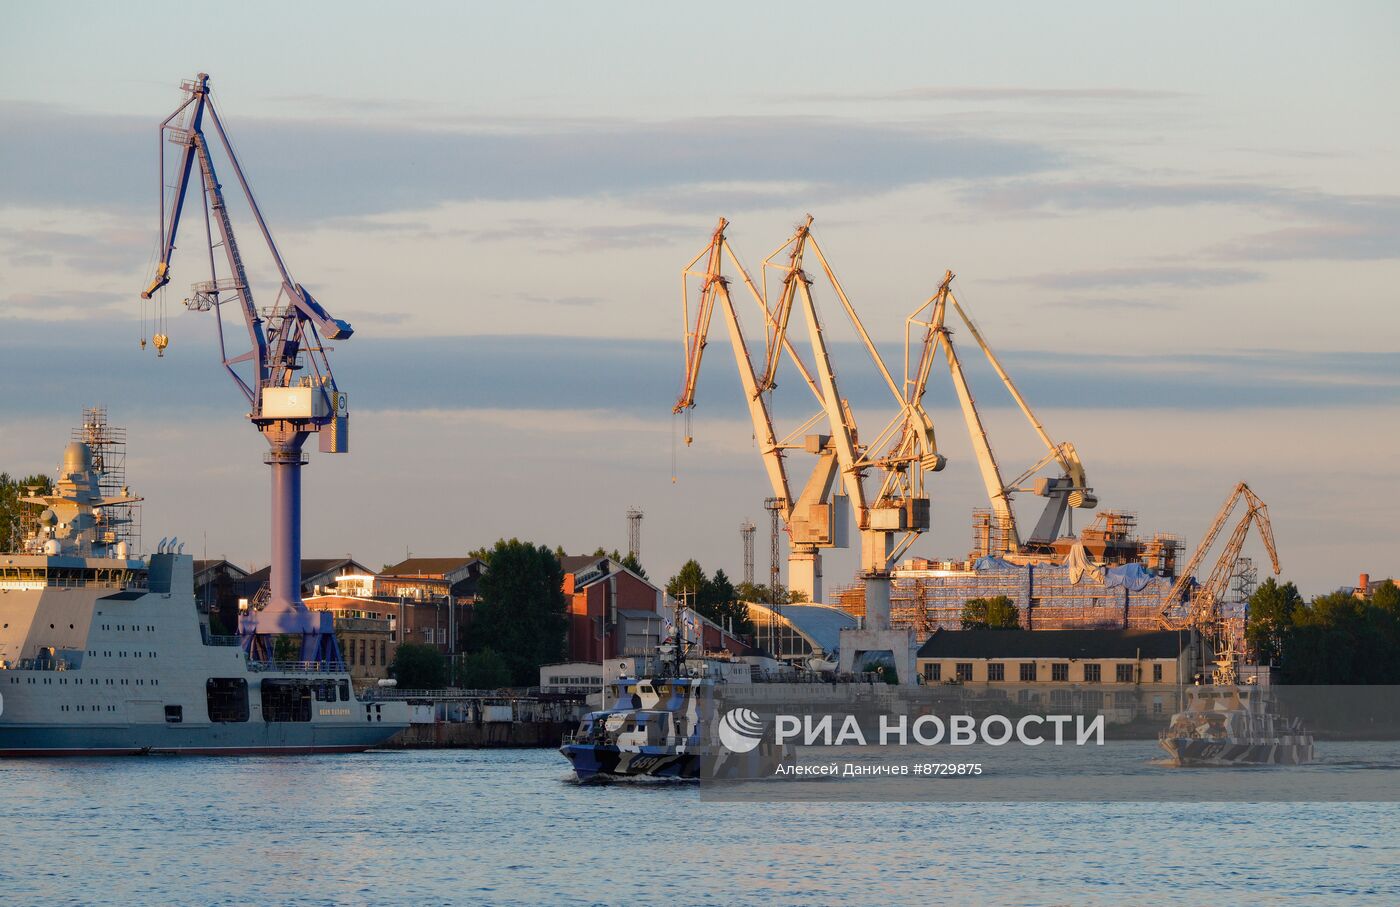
left=923, top=663, right=941, bottom=682
left=1116, top=663, right=1135, bottom=683
left=1051, top=663, right=1069, bottom=682
left=1082, top=690, right=1104, bottom=710
left=1083, top=663, right=1101, bottom=683
left=380, top=641, right=387, bottom=666
left=955, top=662, right=974, bottom=682
left=1153, top=663, right=1163, bottom=682
left=987, top=663, right=1005, bottom=682
left=1020, top=662, right=1036, bottom=682
left=1152, top=698, right=1164, bottom=715
left=369, top=641, right=376, bottom=667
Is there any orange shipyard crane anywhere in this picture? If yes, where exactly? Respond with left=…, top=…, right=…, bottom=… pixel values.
left=675, top=216, right=948, bottom=647
left=675, top=218, right=849, bottom=603
left=1158, top=482, right=1280, bottom=641
left=905, top=276, right=1098, bottom=560
left=719, top=216, right=952, bottom=681
left=753, top=220, right=948, bottom=620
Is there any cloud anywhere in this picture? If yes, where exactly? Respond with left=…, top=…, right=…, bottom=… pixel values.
left=514, top=295, right=602, bottom=307
left=1044, top=297, right=1170, bottom=311
left=0, top=322, right=1392, bottom=418
left=0, top=102, right=1063, bottom=222
left=0, top=290, right=128, bottom=320
left=0, top=225, right=149, bottom=274
left=793, top=86, right=1189, bottom=104
left=1013, top=266, right=1261, bottom=290
left=961, top=179, right=1400, bottom=261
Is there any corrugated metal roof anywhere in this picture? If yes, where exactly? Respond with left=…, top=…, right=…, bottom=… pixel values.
left=747, top=603, right=857, bottom=653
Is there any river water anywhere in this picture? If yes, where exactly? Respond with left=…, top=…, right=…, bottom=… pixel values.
left=1, top=747, right=1397, bottom=905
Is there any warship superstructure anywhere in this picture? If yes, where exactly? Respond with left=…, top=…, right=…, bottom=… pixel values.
left=0, top=437, right=408, bottom=755
left=1159, top=684, right=1314, bottom=767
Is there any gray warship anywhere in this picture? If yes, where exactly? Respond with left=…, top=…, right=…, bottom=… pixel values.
left=0, top=436, right=408, bottom=756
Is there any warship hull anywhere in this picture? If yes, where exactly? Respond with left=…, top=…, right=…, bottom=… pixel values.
left=1, top=554, right=409, bottom=757
left=1160, top=736, right=1314, bottom=767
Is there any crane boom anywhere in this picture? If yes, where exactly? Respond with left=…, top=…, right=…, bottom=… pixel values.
left=1159, top=482, right=1280, bottom=631
left=139, top=73, right=351, bottom=666
left=674, top=218, right=849, bottom=601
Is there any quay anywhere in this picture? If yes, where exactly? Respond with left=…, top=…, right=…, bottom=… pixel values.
left=374, top=689, right=588, bottom=749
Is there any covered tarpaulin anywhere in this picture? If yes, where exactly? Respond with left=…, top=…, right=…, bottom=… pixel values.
left=973, top=555, right=1018, bottom=571
left=1065, top=541, right=1105, bottom=585
left=1104, top=563, right=1156, bottom=592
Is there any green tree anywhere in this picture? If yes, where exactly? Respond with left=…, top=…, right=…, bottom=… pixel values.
left=591, top=547, right=647, bottom=579
left=457, top=648, right=512, bottom=689
left=735, top=581, right=770, bottom=603
left=1372, top=581, right=1400, bottom=614
left=666, top=561, right=754, bottom=638
left=469, top=538, right=568, bottom=686
left=961, top=595, right=1020, bottom=630
left=0, top=472, right=53, bottom=549
left=1245, top=577, right=1302, bottom=664
left=704, top=568, right=754, bottom=636
left=273, top=634, right=299, bottom=662
left=667, top=559, right=708, bottom=600
left=390, top=643, right=447, bottom=689
left=1271, top=584, right=1400, bottom=684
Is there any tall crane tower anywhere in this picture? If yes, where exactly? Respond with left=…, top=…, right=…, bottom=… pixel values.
left=139, top=74, right=351, bottom=665
left=740, top=519, right=756, bottom=587
left=626, top=508, right=643, bottom=561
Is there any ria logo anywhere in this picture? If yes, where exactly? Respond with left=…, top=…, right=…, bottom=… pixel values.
left=717, top=707, right=765, bottom=753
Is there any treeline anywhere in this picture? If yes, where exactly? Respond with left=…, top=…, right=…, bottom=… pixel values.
left=393, top=538, right=569, bottom=689
left=664, top=560, right=755, bottom=637
left=1247, top=577, right=1400, bottom=683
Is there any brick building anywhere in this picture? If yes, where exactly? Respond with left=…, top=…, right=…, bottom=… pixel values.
left=560, top=555, right=664, bottom=663
left=245, top=557, right=376, bottom=600
left=377, top=556, right=485, bottom=604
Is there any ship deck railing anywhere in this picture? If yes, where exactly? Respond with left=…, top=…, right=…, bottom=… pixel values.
left=372, top=687, right=528, bottom=700
left=245, top=659, right=349, bottom=674
left=1, top=656, right=80, bottom=672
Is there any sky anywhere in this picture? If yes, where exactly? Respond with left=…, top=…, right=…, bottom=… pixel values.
left=0, top=1, right=1396, bottom=596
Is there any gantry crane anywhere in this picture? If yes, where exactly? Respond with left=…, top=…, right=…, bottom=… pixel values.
left=139, top=73, right=351, bottom=665
left=904, top=277, right=1097, bottom=560
left=1158, top=482, right=1280, bottom=636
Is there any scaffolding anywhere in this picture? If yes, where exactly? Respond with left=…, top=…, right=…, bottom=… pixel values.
left=72, top=406, right=141, bottom=553
left=838, top=510, right=1187, bottom=633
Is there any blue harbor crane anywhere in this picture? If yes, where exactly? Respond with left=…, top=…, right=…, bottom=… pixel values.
left=140, top=73, right=350, bottom=666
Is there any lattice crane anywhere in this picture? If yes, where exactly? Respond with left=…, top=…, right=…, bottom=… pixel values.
left=679, top=217, right=948, bottom=641
left=1158, top=482, right=1280, bottom=635
left=904, top=277, right=1097, bottom=559
left=139, top=73, right=351, bottom=665
left=676, top=218, right=846, bottom=602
